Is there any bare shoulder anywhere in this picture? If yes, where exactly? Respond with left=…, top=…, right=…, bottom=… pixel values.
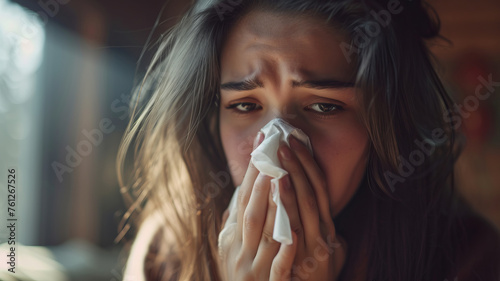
left=122, top=211, right=163, bottom=280
left=123, top=211, right=180, bottom=281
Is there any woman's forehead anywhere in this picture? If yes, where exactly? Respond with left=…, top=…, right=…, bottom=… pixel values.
left=220, top=10, right=355, bottom=84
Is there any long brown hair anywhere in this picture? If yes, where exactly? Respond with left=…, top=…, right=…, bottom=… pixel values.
left=117, top=0, right=498, bottom=280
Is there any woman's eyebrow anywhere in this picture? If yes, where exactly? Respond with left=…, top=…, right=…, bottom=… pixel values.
left=292, top=79, right=355, bottom=89
left=220, top=78, right=264, bottom=91
left=220, top=77, right=354, bottom=91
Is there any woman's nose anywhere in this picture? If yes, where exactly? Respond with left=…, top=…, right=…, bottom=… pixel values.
left=265, top=103, right=301, bottom=129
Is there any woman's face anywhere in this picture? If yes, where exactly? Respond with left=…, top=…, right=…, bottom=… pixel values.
left=219, top=10, right=369, bottom=217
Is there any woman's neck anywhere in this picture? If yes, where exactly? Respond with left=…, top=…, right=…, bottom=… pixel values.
left=334, top=182, right=372, bottom=280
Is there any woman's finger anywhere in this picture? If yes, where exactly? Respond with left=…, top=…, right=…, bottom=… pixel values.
left=288, top=135, right=334, bottom=232
left=278, top=143, right=320, bottom=247
left=236, top=131, right=265, bottom=237
left=251, top=184, right=281, bottom=276
left=270, top=231, right=297, bottom=281
left=241, top=173, right=272, bottom=259
left=276, top=175, right=304, bottom=246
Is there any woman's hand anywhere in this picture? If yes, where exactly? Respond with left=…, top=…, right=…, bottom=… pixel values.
left=218, top=132, right=347, bottom=281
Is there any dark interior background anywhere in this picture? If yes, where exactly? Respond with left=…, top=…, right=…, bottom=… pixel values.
left=0, top=0, right=498, bottom=280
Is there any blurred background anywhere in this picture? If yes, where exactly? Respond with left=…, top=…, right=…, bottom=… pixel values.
left=0, top=0, right=498, bottom=280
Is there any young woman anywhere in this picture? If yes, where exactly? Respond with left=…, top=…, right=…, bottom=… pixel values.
left=117, top=0, right=500, bottom=280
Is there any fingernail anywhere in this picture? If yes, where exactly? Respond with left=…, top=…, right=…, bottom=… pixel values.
left=279, top=145, right=291, bottom=160
left=253, top=132, right=263, bottom=149
left=271, top=181, right=276, bottom=194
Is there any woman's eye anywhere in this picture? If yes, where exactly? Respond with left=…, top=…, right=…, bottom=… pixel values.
left=225, top=102, right=262, bottom=113
left=225, top=102, right=343, bottom=118
left=307, top=103, right=344, bottom=115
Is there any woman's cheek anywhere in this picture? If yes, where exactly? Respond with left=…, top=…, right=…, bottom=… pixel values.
left=220, top=125, right=253, bottom=186
left=310, top=122, right=369, bottom=216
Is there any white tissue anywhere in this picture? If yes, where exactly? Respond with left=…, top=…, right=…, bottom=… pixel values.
left=230, top=118, right=313, bottom=245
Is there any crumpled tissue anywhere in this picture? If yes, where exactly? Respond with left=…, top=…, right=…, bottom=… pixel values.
left=226, top=118, right=313, bottom=245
